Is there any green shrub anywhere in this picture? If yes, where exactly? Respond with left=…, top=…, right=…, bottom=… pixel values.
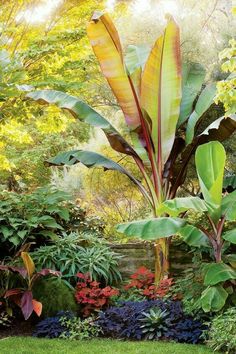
left=59, top=315, right=101, bottom=340
left=207, top=308, right=236, bottom=353
left=0, top=186, right=104, bottom=258
left=33, top=277, right=77, bottom=317
left=32, top=237, right=122, bottom=285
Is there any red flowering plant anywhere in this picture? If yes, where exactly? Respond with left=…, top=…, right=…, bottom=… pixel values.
left=75, top=272, right=119, bottom=317
left=124, top=266, right=173, bottom=300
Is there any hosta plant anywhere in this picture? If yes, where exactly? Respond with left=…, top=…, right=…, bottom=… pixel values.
left=27, top=12, right=236, bottom=283
left=117, top=141, right=236, bottom=312
left=0, top=252, right=61, bottom=320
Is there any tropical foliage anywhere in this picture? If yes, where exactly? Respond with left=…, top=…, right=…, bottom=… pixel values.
left=117, top=141, right=236, bottom=311
left=0, top=252, right=60, bottom=320
left=27, top=12, right=236, bottom=283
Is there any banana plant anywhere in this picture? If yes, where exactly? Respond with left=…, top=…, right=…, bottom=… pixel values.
left=117, top=141, right=236, bottom=311
left=26, top=12, right=236, bottom=283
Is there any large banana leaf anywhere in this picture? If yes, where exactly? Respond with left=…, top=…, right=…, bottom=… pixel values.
left=141, top=18, right=182, bottom=165
left=178, top=62, right=206, bottom=127
left=46, top=149, right=152, bottom=205
left=195, top=141, right=226, bottom=222
left=177, top=224, right=210, bottom=248
left=222, top=230, right=236, bottom=244
left=172, top=115, right=236, bottom=194
left=87, top=12, right=141, bottom=131
left=200, top=285, right=228, bottom=312
left=116, top=217, right=186, bottom=240
left=27, top=90, right=139, bottom=159
left=185, top=83, right=216, bottom=144
left=159, top=196, right=207, bottom=216
left=204, top=263, right=236, bottom=286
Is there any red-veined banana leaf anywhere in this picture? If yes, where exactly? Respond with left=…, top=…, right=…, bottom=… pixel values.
left=141, top=18, right=182, bottom=166
left=46, top=149, right=153, bottom=205
left=87, top=12, right=141, bottom=131
left=195, top=141, right=226, bottom=223
left=178, top=62, right=206, bottom=127
left=27, top=90, right=140, bottom=160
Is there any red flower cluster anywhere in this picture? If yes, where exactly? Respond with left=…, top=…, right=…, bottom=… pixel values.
left=124, top=266, right=173, bottom=299
left=75, top=272, right=119, bottom=317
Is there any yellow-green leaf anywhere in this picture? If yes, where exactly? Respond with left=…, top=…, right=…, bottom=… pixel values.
left=87, top=12, right=141, bottom=130
left=21, top=252, right=35, bottom=278
left=141, top=18, right=182, bottom=165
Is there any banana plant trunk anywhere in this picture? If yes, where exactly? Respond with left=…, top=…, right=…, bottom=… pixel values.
left=154, top=238, right=169, bottom=284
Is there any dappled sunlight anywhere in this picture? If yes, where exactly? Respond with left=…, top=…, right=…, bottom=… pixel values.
left=16, top=0, right=63, bottom=24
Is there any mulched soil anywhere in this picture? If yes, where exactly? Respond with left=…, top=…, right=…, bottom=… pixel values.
left=0, top=319, right=35, bottom=339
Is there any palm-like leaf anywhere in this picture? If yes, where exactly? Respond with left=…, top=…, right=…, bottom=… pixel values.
left=27, top=90, right=139, bottom=159
left=47, top=149, right=152, bottom=205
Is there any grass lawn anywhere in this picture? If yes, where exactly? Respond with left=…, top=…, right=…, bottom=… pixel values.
left=0, top=337, right=217, bottom=354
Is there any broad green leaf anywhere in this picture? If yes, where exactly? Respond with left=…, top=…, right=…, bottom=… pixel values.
left=185, top=83, right=216, bottom=144
left=17, top=230, right=28, bottom=239
left=38, top=216, right=63, bottom=229
left=178, top=62, right=206, bottom=127
left=116, top=217, right=186, bottom=240
left=57, top=209, right=70, bottom=221
left=222, top=190, right=236, bottom=221
left=21, top=252, right=35, bottom=278
left=87, top=12, right=141, bottom=130
left=27, top=90, right=139, bottom=159
left=178, top=224, right=210, bottom=248
left=222, top=229, right=236, bottom=244
left=47, top=149, right=152, bottom=205
left=204, top=263, right=236, bottom=286
left=160, top=196, right=207, bottom=216
left=141, top=18, right=182, bottom=164
left=224, top=254, right=236, bottom=268
left=195, top=141, right=226, bottom=222
left=201, top=285, right=228, bottom=312
left=125, top=44, right=150, bottom=75
left=0, top=225, right=13, bottom=239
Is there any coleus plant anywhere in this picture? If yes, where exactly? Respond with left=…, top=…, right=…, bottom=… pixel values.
left=117, top=141, right=236, bottom=311
left=75, top=272, right=119, bottom=317
left=0, top=252, right=61, bottom=320
left=26, top=12, right=236, bottom=283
